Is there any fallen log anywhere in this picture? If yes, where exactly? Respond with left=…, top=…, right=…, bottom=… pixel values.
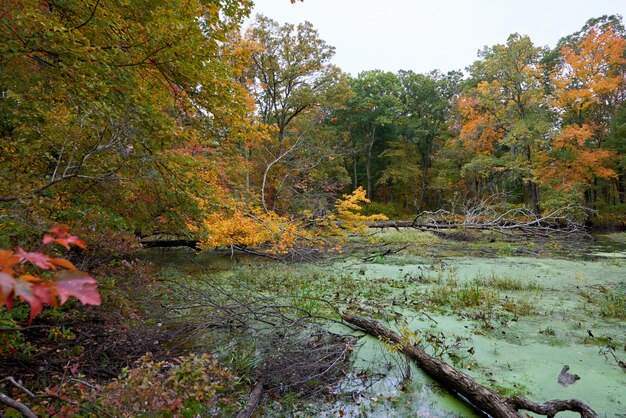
left=342, top=313, right=598, bottom=418
left=235, top=380, right=265, bottom=418
left=139, top=239, right=199, bottom=250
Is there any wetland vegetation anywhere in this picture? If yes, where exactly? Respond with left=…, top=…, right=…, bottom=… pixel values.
left=1, top=1, right=626, bottom=417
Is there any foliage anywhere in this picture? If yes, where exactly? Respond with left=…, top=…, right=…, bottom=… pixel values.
left=243, top=15, right=351, bottom=213
left=0, top=225, right=100, bottom=322
left=331, top=186, right=388, bottom=233
left=193, top=187, right=386, bottom=254
left=23, top=353, right=239, bottom=417
left=0, top=0, right=254, bottom=241
left=97, top=353, right=237, bottom=417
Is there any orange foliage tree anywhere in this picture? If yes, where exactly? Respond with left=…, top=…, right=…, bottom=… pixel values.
left=543, top=26, right=625, bottom=197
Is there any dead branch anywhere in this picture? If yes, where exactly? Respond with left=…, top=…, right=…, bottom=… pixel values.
left=0, top=391, right=37, bottom=418
left=341, top=313, right=598, bottom=418
left=370, top=202, right=593, bottom=239
left=362, top=244, right=409, bottom=262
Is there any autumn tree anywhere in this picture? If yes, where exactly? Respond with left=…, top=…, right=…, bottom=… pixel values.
left=0, top=0, right=253, bottom=241
left=546, top=24, right=625, bottom=206
left=243, top=14, right=351, bottom=213
left=457, top=34, right=551, bottom=214
left=245, top=14, right=347, bottom=142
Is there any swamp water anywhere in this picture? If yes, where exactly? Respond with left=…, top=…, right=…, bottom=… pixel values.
left=146, top=231, right=626, bottom=417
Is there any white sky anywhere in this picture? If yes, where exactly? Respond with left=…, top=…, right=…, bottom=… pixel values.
left=247, top=0, right=626, bottom=76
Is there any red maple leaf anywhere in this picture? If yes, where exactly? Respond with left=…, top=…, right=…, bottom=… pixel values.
left=43, top=225, right=87, bottom=250
left=16, top=248, right=55, bottom=270
left=54, top=270, right=101, bottom=306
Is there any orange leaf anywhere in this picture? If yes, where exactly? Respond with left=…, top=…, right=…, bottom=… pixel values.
left=0, top=250, right=19, bottom=275
left=51, top=258, right=77, bottom=270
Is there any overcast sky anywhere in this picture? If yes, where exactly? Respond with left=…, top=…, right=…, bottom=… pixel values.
left=246, top=0, right=626, bottom=76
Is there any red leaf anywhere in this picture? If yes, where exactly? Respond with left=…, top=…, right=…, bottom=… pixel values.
left=44, top=225, right=87, bottom=250
left=64, top=236, right=87, bottom=250
left=54, top=270, right=101, bottom=306
left=15, top=276, right=54, bottom=321
left=0, top=272, right=17, bottom=310
left=17, top=248, right=55, bottom=270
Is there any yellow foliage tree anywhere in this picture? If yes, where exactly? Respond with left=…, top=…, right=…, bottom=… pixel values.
left=191, top=187, right=386, bottom=255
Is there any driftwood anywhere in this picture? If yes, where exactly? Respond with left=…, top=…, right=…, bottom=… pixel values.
left=342, top=313, right=598, bottom=418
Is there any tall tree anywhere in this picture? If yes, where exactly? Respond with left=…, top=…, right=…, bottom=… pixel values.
left=546, top=25, right=625, bottom=205
left=245, top=14, right=346, bottom=143
left=343, top=70, right=402, bottom=199
left=396, top=70, right=461, bottom=210
left=457, top=34, right=551, bottom=213
left=243, top=15, right=350, bottom=213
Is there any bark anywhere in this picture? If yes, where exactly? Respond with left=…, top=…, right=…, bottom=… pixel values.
left=342, top=313, right=598, bottom=418
left=235, top=380, right=265, bottom=418
left=0, top=392, right=37, bottom=418
left=365, top=141, right=373, bottom=200
left=365, top=126, right=376, bottom=200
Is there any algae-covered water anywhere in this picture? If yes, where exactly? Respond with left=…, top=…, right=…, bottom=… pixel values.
left=146, top=231, right=626, bottom=417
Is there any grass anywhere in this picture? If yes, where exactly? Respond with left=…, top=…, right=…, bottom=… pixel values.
left=602, top=232, right=626, bottom=244
left=472, top=272, right=541, bottom=291
left=368, top=230, right=441, bottom=246
left=502, top=297, right=535, bottom=316
left=599, top=289, right=626, bottom=319
left=427, top=283, right=500, bottom=310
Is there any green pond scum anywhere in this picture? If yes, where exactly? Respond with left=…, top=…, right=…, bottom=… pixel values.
left=145, top=230, right=626, bottom=417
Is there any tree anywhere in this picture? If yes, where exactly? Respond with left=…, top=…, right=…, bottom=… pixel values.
left=0, top=0, right=253, bottom=239
left=245, top=14, right=347, bottom=143
left=395, top=70, right=461, bottom=210
left=545, top=24, right=625, bottom=205
left=457, top=34, right=551, bottom=214
left=342, top=70, right=402, bottom=199
left=243, top=15, right=351, bottom=213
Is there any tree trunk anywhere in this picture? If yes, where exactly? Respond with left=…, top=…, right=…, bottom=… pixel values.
left=528, top=181, right=540, bottom=215
left=353, top=154, right=358, bottom=191
left=342, top=313, right=598, bottom=418
left=419, top=157, right=430, bottom=210
left=365, top=140, right=373, bottom=200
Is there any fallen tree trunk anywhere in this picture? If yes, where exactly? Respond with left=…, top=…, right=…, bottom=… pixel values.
left=342, top=313, right=598, bottom=418
left=139, top=239, right=199, bottom=250
left=235, top=380, right=265, bottom=418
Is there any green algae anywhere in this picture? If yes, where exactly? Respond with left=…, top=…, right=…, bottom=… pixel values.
left=145, top=232, right=626, bottom=417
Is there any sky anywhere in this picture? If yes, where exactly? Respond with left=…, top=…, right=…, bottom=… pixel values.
left=246, top=0, right=626, bottom=76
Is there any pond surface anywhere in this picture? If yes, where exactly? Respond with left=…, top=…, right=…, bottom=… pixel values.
left=146, top=232, right=626, bottom=417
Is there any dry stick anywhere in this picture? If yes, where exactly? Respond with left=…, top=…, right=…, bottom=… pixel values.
left=0, top=392, right=37, bottom=418
left=0, top=376, right=113, bottom=418
left=341, top=313, right=598, bottom=418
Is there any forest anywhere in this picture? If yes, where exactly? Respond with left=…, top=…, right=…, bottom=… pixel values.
left=1, top=1, right=625, bottom=417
